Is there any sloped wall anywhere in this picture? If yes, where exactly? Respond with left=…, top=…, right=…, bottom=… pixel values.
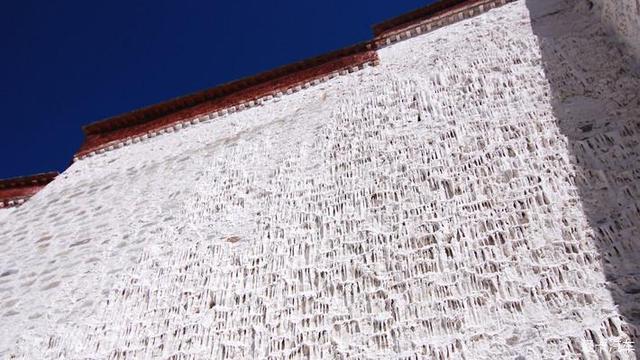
left=527, top=0, right=640, bottom=356
left=1, top=1, right=639, bottom=359
left=593, top=0, right=640, bottom=61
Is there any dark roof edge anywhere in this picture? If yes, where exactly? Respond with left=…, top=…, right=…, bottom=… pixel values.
left=3, top=0, right=515, bottom=208
left=373, top=0, right=513, bottom=47
left=0, top=172, right=59, bottom=189
left=76, top=0, right=514, bottom=159
left=75, top=45, right=377, bottom=158
left=0, top=172, right=59, bottom=208
left=82, top=42, right=375, bottom=136
left=75, top=0, right=514, bottom=159
left=373, top=0, right=484, bottom=36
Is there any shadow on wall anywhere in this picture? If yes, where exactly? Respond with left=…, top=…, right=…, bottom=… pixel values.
left=526, top=0, right=640, bottom=355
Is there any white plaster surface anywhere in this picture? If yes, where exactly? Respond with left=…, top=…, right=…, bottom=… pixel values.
left=592, top=0, right=640, bottom=61
left=1, top=1, right=639, bottom=358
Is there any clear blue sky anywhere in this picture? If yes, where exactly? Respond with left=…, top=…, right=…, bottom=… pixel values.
left=0, top=1, right=433, bottom=179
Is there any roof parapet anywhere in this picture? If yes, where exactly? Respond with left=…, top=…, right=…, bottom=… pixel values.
left=76, top=43, right=378, bottom=159
left=2, top=0, right=517, bottom=209
left=71, top=0, right=513, bottom=161
left=373, top=0, right=514, bottom=47
left=0, top=172, right=58, bottom=208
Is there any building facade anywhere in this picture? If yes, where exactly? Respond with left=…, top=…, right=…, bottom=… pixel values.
left=1, top=0, right=640, bottom=358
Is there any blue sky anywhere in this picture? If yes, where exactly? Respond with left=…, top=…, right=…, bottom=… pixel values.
left=0, top=1, right=432, bottom=179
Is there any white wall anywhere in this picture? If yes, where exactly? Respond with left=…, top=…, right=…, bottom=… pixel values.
left=1, top=1, right=639, bottom=358
left=594, top=0, right=640, bottom=61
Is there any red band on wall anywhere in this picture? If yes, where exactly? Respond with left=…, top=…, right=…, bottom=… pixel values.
left=74, top=0, right=514, bottom=159
left=76, top=44, right=378, bottom=158
left=0, top=172, right=58, bottom=208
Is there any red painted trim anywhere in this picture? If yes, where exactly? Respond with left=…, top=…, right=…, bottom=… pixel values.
left=77, top=43, right=377, bottom=158
left=0, top=172, right=58, bottom=207
left=1, top=0, right=516, bottom=208
left=373, top=0, right=486, bottom=37
left=73, top=0, right=513, bottom=159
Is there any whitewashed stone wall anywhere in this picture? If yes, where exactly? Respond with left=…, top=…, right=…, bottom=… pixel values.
left=1, top=1, right=639, bottom=358
left=592, top=0, right=640, bottom=61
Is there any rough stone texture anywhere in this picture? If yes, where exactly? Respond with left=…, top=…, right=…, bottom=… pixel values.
left=592, top=0, right=640, bottom=61
left=1, top=1, right=639, bottom=359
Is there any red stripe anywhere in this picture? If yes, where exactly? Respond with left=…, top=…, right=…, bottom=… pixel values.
left=372, top=0, right=489, bottom=37
left=0, top=172, right=58, bottom=206
left=75, top=0, right=511, bottom=158
left=77, top=44, right=377, bottom=157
